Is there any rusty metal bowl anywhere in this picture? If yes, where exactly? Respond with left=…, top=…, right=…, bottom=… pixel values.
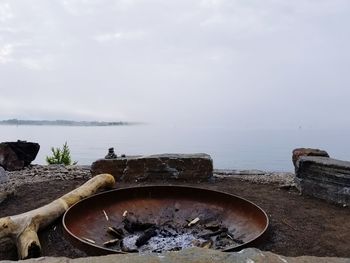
left=63, top=185, right=269, bottom=255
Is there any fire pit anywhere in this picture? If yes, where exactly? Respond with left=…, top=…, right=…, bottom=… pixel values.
left=63, top=186, right=268, bottom=255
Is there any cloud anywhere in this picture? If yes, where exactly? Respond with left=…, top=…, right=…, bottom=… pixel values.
left=61, top=0, right=137, bottom=14
left=0, top=0, right=350, bottom=128
left=93, top=32, right=123, bottom=42
left=200, top=0, right=224, bottom=8
left=19, top=57, right=53, bottom=71
left=61, top=0, right=96, bottom=16
left=0, top=42, right=56, bottom=70
left=0, top=44, right=13, bottom=63
left=93, top=31, right=146, bottom=43
left=0, top=2, right=14, bottom=22
left=61, top=0, right=131, bottom=16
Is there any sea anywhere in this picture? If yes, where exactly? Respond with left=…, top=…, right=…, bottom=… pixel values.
left=1, top=124, right=349, bottom=172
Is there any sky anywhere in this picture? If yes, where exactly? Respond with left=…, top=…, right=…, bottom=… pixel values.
left=0, top=0, right=350, bottom=129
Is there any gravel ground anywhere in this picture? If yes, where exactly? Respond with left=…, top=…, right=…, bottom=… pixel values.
left=0, top=165, right=296, bottom=205
left=0, top=165, right=92, bottom=204
left=213, top=169, right=295, bottom=186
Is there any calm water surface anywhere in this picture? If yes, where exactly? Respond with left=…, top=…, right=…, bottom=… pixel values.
left=1, top=124, right=349, bottom=172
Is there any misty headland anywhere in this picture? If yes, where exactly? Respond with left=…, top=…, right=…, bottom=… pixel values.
left=0, top=119, right=134, bottom=126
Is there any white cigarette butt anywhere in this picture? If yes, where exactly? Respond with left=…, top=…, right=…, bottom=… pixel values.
left=103, top=210, right=109, bottom=221
left=188, top=217, right=200, bottom=227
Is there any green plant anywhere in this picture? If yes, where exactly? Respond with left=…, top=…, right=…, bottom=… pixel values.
left=46, top=142, right=76, bottom=165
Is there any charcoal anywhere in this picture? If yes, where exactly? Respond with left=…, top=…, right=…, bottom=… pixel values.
left=135, top=227, right=157, bottom=247
left=219, top=231, right=228, bottom=238
left=204, top=224, right=221, bottom=232
left=215, top=236, right=232, bottom=249
left=228, top=236, right=244, bottom=244
left=123, top=217, right=155, bottom=233
left=103, top=212, right=243, bottom=252
left=160, top=229, right=176, bottom=237
left=199, top=227, right=228, bottom=239
left=169, top=246, right=182, bottom=251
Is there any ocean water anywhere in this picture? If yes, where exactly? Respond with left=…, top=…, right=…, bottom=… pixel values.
left=1, top=124, right=349, bottom=172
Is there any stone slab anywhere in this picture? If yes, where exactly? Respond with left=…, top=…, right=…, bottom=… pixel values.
left=292, top=148, right=329, bottom=168
left=1, top=248, right=349, bottom=263
left=91, top=154, right=213, bottom=182
left=295, top=156, right=350, bottom=205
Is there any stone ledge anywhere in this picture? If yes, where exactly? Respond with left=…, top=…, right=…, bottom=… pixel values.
left=1, top=248, right=349, bottom=263
left=295, top=156, right=350, bottom=205
left=91, top=154, right=213, bottom=182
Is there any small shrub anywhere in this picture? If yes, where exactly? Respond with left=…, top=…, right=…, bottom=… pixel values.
left=46, top=142, right=76, bottom=165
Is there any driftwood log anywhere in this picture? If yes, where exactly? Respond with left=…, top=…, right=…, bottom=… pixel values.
left=0, top=173, right=115, bottom=259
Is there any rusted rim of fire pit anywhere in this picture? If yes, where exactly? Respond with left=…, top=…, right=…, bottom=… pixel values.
left=63, top=185, right=269, bottom=255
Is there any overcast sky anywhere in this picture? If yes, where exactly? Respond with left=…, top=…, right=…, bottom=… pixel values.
left=0, top=0, right=349, bottom=128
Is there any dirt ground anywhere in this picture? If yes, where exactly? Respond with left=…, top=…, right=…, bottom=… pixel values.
left=0, top=177, right=349, bottom=260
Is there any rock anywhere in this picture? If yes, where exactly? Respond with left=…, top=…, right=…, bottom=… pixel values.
left=91, top=154, right=213, bottom=182
left=5, top=141, right=40, bottom=166
left=0, top=166, right=8, bottom=184
left=0, top=145, right=22, bottom=172
left=0, top=141, right=40, bottom=171
left=295, top=156, right=350, bottom=206
left=1, top=247, right=348, bottom=263
left=105, top=147, right=117, bottom=159
left=292, top=148, right=329, bottom=168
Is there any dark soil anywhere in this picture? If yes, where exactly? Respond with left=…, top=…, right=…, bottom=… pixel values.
left=0, top=177, right=349, bottom=260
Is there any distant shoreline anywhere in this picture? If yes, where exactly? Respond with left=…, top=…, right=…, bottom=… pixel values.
left=0, top=119, right=136, bottom=127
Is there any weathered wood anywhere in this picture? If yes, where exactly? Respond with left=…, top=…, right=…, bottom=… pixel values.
left=0, top=173, right=115, bottom=259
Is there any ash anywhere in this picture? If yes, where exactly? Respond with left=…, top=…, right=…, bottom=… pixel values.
left=105, top=211, right=244, bottom=253
left=123, top=232, right=205, bottom=253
